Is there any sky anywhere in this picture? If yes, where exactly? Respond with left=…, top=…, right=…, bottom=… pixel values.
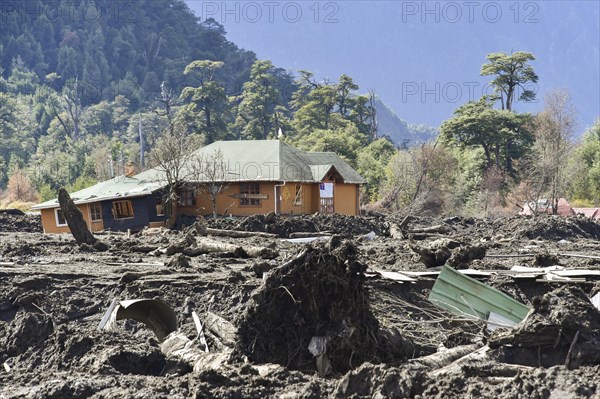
left=186, top=1, right=600, bottom=133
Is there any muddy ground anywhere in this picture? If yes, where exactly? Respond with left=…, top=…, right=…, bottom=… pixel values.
left=0, top=212, right=599, bottom=398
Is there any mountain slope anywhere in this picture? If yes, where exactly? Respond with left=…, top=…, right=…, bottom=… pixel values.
left=373, top=97, right=437, bottom=147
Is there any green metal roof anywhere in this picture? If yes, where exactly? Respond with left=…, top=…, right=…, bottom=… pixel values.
left=33, top=140, right=365, bottom=210
left=429, top=265, right=531, bottom=325
left=137, top=140, right=365, bottom=184
left=31, top=175, right=164, bottom=210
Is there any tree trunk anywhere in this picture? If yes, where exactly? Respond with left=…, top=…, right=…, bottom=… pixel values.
left=182, top=238, right=278, bottom=258
left=58, top=188, right=97, bottom=246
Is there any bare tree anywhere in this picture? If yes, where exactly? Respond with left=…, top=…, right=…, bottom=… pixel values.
left=189, top=149, right=229, bottom=218
left=52, top=78, right=83, bottom=140
left=148, top=82, right=199, bottom=228
left=149, top=125, right=198, bottom=228
left=531, top=89, right=576, bottom=214
left=380, top=141, right=457, bottom=215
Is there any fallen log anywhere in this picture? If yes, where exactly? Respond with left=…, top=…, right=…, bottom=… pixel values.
left=431, top=345, right=490, bottom=376
left=289, top=231, right=332, bottom=239
left=204, top=312, right=237, bottom=347
left=207, top=228, right=277, bottom=239
left=389, top=223, right=403, bottom=240
left=194, top=221, right=278, bottom=239
left=183, top=238, right=278, bottom=259
left=410, top=342, right=483, bottom=369
left=407, top=225, right=451, bottom=234
left=160, top=331, right=232, bottom=373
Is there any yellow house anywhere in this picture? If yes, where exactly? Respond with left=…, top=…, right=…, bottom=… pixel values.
left=33, top=140, right=365, bottom=233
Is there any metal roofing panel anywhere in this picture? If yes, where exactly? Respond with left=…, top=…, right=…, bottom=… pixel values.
left=429, top=265, right=531, bottom=324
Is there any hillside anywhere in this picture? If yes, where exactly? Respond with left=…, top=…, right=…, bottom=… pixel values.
left=0, top=0, right=257, bottom=104
left=373, top=97, right=437, bottom=147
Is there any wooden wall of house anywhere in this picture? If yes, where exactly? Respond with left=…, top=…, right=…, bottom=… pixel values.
left=188, top=181, right=359, bottom=217
left=279, top=183, right=313, bottom=215
left=193, top=183, right=277, bottom=217
left=334, top=183, right=359, bottom=216
left=40, top=203, right=104, bottom=234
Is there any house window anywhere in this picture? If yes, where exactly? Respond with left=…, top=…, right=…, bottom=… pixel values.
left=90, top=203, right=102, bottom=222
left=240, top=182, right=260, bottom=206
left=155, top=197, right=164, bottom=216
left=113, top=200, right=134, bottom=219
left=178, top=190, right=196, bottom=207
left=55, top=209, right=67, bottom=226
left=294, top=184, right=302, bottom=206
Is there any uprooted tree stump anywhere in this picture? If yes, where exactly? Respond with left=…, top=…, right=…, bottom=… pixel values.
left=58, top=188, right=108, bottom=251
left=235, top=238, right=380, bottom=374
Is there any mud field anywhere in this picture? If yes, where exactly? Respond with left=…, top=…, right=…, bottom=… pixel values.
left=1, top=212, right=599, bottom=398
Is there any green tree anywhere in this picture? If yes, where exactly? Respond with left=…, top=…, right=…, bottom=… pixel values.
left=480, top=51, right=538, bottom=111
left=569, top=120, right=600, bottom=204
left=234, top=60, right=282, bottom=139
left=440, top=97, right=533, bottom=177
left=293, top=123, right=366, bottom=167
left=356, top=138, right=397, bottom=200
left=179, top=60, right=228, bottom=143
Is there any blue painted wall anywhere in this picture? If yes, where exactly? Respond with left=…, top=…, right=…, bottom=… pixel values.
left=100, top=194, right=164, bottom=232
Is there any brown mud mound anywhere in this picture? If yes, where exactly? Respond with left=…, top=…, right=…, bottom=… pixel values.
left=0, top=211, right=42, bottom=233
left=235, top=239, right=380, bottom=373
left=490, top=286, right=600, bottom=367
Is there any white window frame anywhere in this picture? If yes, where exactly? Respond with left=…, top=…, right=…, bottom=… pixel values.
left=55, top=208, right=67, bottom=227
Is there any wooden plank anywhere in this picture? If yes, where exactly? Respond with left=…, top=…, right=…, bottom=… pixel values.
left=557, top=253, right=600, bottom=260
left=370, top=269, right=416, bottom=282
left=228, top=193, right=269, bottom=199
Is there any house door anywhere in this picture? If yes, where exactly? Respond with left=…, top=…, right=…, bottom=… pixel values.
left=319, top=183, right=334, bottom=214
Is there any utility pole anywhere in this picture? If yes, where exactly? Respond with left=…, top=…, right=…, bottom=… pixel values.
left=139, top=111, right=145, bottom=170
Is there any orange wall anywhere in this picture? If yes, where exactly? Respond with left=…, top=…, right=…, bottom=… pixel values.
left=333, top=183, right=359, bottom=215
left=184, top=181, right=359, bottom=217
left=40, top=203, right=104, bottom=234
left=279, top=183, right=313, bottom=215
left=192, top=183, right=277, bottom=217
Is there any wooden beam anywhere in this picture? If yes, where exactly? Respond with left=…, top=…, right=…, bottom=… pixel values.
left=228, top=193, right=269, bottom=199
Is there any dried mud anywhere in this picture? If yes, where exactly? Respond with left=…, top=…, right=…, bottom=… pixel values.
left=0, top=212, right=599, bottom=398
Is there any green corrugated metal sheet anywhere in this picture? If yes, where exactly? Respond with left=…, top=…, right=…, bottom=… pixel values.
left=31, top=176, right=164, bottom=210
left=429, top=266, right=531, bottom=324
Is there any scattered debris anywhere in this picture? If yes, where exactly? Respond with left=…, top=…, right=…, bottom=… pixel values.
left=489, top=286, right=600, bottom=367
left=1, top=212, right=599, bottom=397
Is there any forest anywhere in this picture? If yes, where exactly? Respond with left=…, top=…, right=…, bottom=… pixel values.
left=0, top=0, right=599, bottom=217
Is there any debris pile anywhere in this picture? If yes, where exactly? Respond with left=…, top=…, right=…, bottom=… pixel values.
left=1, top=212, right=599, bottom=397
left=236, top=239, right=380, bottom=374
left=490, top=286, right=600, bottom=367
left=0, top=210, right=42, bottom=233
left=208, top=212, right=388, bottom=238
left=495, top=215, right=600, bottom=240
